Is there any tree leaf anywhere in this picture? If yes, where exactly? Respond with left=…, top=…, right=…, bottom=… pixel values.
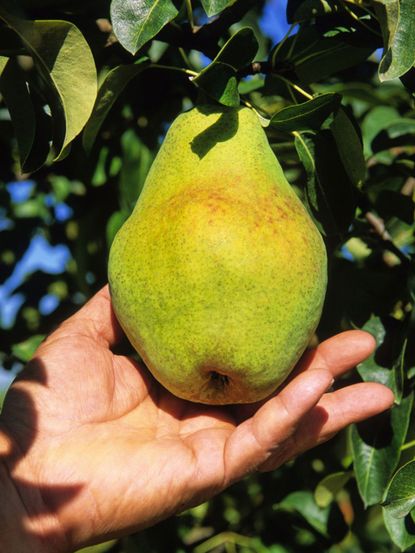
left=200, top=0, right=236, bottom=17
left=383, top=505, right=415, bottom=551
left=12, top=334, right=45, bottom=362
left=0, top=11, right=97, bottom=160
left=330, top=106, right=366, bottom=189
left=278, top=490, right=347, bottom=540
left=271, top=27, right=376, bottom=84
left=361, top=105, right=400, bottom=158
left=193, top=62, right=239, bottom=107
left=0, top=55, right=8, bottom=75
left=357, top=316, right=406, bottom=402
left=213, top=27, right=259, bottom=70
left=384, top=461, right=415, bottom=519
left=119, top=129, right=154, bottom=213
left=110, top=0, right=179, bottom=55
left=193, top=27, right=258, bottom=107
left=294, top=130, right=356, bottom=237
left=314, top=472, right=353, bottom=508
left=270, top=93, right=341, bottom=132
left=378, top=0, right=415, bottom=82
left=351, top=392, right=414, bottom=507
left=0, top=57, right=35, bottom=170
left=83, top=58, right=150, bottom=154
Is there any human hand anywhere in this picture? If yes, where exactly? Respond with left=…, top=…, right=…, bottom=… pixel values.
left=0, top=286, right=394, bottom=552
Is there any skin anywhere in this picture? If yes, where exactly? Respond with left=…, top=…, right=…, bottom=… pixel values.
left=0, top=286, right=394, bottom=552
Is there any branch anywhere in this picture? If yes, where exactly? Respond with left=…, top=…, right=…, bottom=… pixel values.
left=364, top=211, right=410, bottom=265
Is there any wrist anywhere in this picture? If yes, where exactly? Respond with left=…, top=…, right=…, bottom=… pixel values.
left=0, top=430, right=67, bottom=553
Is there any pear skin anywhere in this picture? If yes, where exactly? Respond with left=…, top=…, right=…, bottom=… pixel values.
left=108, top=105, right=327, bottom=404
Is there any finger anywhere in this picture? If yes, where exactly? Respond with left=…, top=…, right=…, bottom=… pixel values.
left=223, top=368, right=333, bottom=483
left=56, top=285, right=123, bottom=348
left=294, top=330, right=376, bottom=379
left=258, top=382, right=394, bottom=472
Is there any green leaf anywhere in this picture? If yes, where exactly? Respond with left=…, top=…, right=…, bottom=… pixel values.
left=119, top=129, right=154, bottom=213
left=351, top=392, right=413, bottom=507
left=378, top=0, right=415, bottom=82
left=76, top=540, right=118, bottom=553
left=294, top=130, right=356, bottom=237
left=270, top=93, right=341, bottom=132
left=106, top=211, right=128, bottom=250
left=271, top=27, right=375, bottom=84
left=386, top=118, right=415, bottom=139
left=357, top=316, right=405, bottom=401
left=213, top=27, right=259, bottom=70
left=110, top=0, right=179, bottom=55
left=193, top=27, right=259, bottom=107
left=200, top=0, right=236, bottom=17
left=278, top=491, right=347, bottom=540
left=0, top=55, right=8, bottom=75
left=193, top=28, right=258, bottom=107
left=0, top=57, right=35, bottom=170
left=83, top=58, right=150, bottom=154
left=330, top=107, right=366, bottom=188
left=384, top=461, right=415, bottom=519
left=314, top=472, right=353, bottom=508
left=0, top=12, right=97, bottom=160
left=193, top=62, right=239, bottom=107
left=12, top=334, right=45, bottom=362
left=361, top=105, right=400, bottom=158
left=384, top=505, right=415, bottom=551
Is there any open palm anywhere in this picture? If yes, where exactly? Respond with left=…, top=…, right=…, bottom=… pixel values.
left=0, top=287, right=394, bottom=552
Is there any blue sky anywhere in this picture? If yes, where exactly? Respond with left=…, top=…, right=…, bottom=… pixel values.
left=0, top=182, right=71, bottom=389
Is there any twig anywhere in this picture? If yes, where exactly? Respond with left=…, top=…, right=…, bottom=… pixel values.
left=364, top=211, right=410, bottom=265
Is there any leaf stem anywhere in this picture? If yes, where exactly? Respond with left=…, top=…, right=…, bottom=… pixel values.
left=275, top=75, right=313, bottom=100
left=178, top=47, right=192, bottom=69
left=185, top=0, right=194, bottom=29
left=150, top=63, right=197, bottom=77
left=401, top=439, right=415, bottom=451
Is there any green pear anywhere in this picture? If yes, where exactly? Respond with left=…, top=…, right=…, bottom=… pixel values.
left=108, top=105, right=327, bottom=404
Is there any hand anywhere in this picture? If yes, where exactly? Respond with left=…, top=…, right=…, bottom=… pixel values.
left=0, top=287, right=394, bottom=552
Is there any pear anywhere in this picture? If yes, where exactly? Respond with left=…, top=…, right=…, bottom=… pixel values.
left=108, top=105, right=327, bottom=405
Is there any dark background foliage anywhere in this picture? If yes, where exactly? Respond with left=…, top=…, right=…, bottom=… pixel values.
left=1, top=0, right=415, bottom=551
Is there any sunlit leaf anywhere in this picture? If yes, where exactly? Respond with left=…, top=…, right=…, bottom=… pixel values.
left=110, top=0, right=179, bottom=55
left=378, top=0, right=415, bottom=81
left=201, top=0, right=236, bottom=17
left=0, top=11, right=97, bottom=159
left=315, top=472, right=353, bottom=508
left=270, top=93, right=341, bottom=132
left=351, top=393, right=413, bottom=507
left=384, top=461, right=415, bottom=519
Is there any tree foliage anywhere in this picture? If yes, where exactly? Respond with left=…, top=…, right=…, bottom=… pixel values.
left=1, top=0, right=415, bottom=551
